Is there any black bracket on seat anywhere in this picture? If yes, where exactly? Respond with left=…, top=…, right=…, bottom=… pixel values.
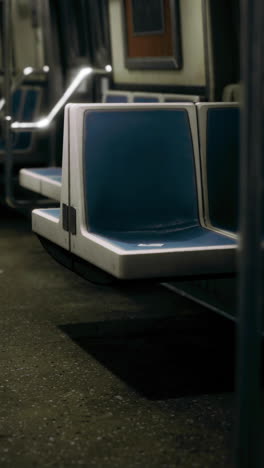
left=62, top=204, right=76, bottom=235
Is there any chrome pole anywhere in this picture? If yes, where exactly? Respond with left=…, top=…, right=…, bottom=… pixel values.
left=3, top=0, right=14, bottom=206
left=235, top=0, right=264, bottom=466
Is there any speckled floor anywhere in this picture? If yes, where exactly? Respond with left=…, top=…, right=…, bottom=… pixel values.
left=0, top=206, right=236, bottom=467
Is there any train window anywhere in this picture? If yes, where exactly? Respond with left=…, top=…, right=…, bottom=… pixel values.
left=53, top=0, right=110, bottom=69
left=209, top=0, right=240, bottom=99
left=86, top=0, right=111, bottom=67
left=131, top=0, right=164, bottom=35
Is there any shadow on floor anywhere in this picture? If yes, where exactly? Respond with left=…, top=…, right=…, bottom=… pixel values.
left=59, top=313, right=236, bottom=400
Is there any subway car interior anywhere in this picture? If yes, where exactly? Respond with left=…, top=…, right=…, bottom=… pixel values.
left=0, top=0, right=263, bottom=466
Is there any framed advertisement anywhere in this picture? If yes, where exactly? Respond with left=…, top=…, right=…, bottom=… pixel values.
left=123, top=0, right=182, bottom=70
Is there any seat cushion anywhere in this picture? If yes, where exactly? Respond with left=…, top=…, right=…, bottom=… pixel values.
left=93, top=225, right=236, bottom=252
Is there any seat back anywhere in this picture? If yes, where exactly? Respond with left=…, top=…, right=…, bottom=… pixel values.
left=103, top=91, right=132, bottom=103
left=0, top=86, right=41, bottom=153
left=103, top=90, right=201, bottom=104
left=133, top=93, right=161, bottom=103
left=0, top=89, right=23, bottom=151
left=82, top=104, right=201, bottom=233
left=14, top=87, right=41, bottom=151
left=197, top=103, right=240, bottom=233
left=11, top=88, right=24, bottom=117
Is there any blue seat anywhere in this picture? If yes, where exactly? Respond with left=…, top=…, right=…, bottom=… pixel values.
left=32, top=103, right=236, bottom=280
left=0, top=86, right=41, bottom=153
left=0, top=89, right=23, bottom=151
left=103, top=91, right=131, bottom=103
left=197, top=103, right=239, bottom=234
left=20, top=91, right=200, bottom=199
left=104, top=91, right=201, bottom=104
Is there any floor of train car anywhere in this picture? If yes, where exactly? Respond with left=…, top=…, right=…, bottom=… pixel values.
left=0, top=207, right=240, bottom=467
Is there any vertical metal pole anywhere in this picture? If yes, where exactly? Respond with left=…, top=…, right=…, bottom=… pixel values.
left=3, top=0, right=14, bottom=205
left=3, top=0, right=11, bottom=118
left=235, top=0, right=264, bottom=467
left=41, top=0, right=63, bottom=166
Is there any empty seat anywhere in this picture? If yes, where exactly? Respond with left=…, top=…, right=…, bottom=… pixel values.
left=19, top=167, right=62, bottom=201
left=104, top=90, right=201, bottom=104
left=0, top=86, right=41, bottom=154
left=15, top=88, right=41, bottom=152
left=33, top=103, right=236, bottom=280
left=0, top=88, right=23, bottom=151
left=197, top=103, right=239, bottom=234
left=133, top=93, right=161, bottom=103
left=21, top=90, right=135, bottom=200
left=103, top=91, right=132, bottom=103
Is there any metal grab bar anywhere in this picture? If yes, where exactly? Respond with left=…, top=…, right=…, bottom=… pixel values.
left=11, top=65, right=112, bottom=131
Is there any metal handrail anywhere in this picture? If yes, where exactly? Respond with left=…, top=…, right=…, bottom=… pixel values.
left=235, top=0, right=264, bottom=467
left=11, top=65, right=112, bottom=131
